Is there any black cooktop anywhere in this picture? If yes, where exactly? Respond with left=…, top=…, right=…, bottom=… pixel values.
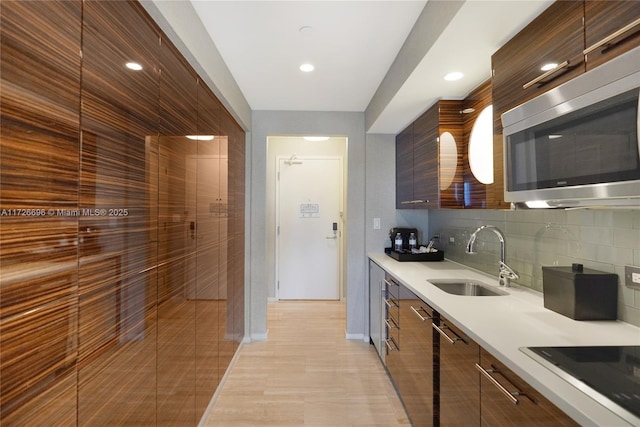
left=527, top=346, right=640, bottom=421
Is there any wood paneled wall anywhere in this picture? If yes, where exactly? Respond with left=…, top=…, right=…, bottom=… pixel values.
left=0, top=1, right=245, bottom=425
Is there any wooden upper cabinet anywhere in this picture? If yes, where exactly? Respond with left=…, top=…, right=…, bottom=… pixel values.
left=437, top=101, right=465, bottom=209
left=413, top=105, right=439, bottom=209
left=396, top=102, right=464, bottom=209
left=491, top=1, right=585, bottom=134
left=395, top=125, right=415, bottom=209
left=584, top=0, right=640, bottom=70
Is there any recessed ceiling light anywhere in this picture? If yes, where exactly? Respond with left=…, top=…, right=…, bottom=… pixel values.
left=540, top=62, right=558, bottom=71
left=125, top=62, right=143, bottom=71
left=444, top=71, right=463, bottom=81
left=303, top=136, right=329, bottom=141
left=300, top=63, right=315, bottom=72
left=186, top=135, right=214, bottom=141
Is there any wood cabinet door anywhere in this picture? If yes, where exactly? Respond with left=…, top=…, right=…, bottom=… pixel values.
left=396, top=287, right=435, bottom=426
left=395, top=124, right=415, bottom=209
left=413, top=104, right=439, bottom=209
left=479, top=349, right=579, bottom=426
left=435, top=316, right=480, bottom=426
left=438, top=100, right=465, bottom=209
left=492, top=1, right=585, bottom=134
left=584, top=0, right=640, bottom=70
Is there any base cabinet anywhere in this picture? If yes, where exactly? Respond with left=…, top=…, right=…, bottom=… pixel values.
left=375, top=270, right=579, bottom=427
left=397, top=286, right=435, bottom=426
left=435, top=314, right=480, bottom=426
left=478, top=349, right=578, bottom=426
left=369, top=260, right=386, bottom=361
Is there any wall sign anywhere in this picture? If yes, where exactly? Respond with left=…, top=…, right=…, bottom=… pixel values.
left=299, top=203, right=320, bottom=218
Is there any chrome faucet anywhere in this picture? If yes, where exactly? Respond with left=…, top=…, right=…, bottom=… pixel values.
left=466, top=225, right=519, bottom=287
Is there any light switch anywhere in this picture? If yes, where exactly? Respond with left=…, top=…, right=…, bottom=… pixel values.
left=373, top=218, right=380, bottom=230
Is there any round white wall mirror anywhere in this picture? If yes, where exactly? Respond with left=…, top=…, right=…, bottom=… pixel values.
left=439, top=131, right=457, bottom=191
left=468, top=105, right=494, bottom=184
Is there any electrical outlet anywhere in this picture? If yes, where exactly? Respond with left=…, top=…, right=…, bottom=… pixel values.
left=449, top=236, right=455, bottom=244
left=373, top=218, right=380, bottom=230
left=625, top=266, right=640, bottom=289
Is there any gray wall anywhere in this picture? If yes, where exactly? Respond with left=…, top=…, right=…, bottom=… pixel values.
left=428, top=209, right=640, bottom=326
left=249, top=111, right=366, bottom=340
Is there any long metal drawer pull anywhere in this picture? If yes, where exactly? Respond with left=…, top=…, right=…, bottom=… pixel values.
left=475, top=363, right=521, bottom=405
left=522, top=60, right=570, bottom=89
left=432, top=323, right=465, bottom=345
left=385, top=318, right=398, bottom=330
left=401, top=199, right=428, bottom=204
left=385, top=337, right=399, bottom=352
left=410, top=305, right=432, bottom=322
left=384, top=298, right=398, bottom=309
left=584, top=17, right=640, bottom=56
left=384, top=278, right=399, bottom=288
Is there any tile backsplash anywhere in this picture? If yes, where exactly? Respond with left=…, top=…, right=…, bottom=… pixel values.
left=428, top=208, right=640, bottom=327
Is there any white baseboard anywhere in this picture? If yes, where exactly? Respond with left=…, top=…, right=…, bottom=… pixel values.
left=345, top=332, right=365, bottom=341
left=250, top=330, right=269, bottom=341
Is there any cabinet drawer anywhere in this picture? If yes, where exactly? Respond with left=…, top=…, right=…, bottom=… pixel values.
left=385, top=276, right=401, bottom=299
left=478, top=349, right=578, bottom=426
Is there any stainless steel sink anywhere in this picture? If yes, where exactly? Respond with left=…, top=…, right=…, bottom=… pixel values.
left=428, top=279, right=508, bottom=296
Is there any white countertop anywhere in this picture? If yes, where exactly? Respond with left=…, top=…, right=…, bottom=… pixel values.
left=369, top=253, right=640, bottom=427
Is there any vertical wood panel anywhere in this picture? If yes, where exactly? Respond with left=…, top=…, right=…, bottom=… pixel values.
left=157, top=35, right=198, bottom=427
left=438, top=100, right=464, bottom=209
left=413, top=104, right=439, bottom=209
left=78, top=1, right=160, bottom=424
left=0, top=1, right=81, bottom=424
left=1, top=1, right=245, bottom=425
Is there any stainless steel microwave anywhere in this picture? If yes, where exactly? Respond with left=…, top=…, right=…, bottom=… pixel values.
left=502, top=45, right=640, bottom=208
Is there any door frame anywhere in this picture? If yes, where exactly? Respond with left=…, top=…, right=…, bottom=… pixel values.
left=274, top=155, right=344, bottom=301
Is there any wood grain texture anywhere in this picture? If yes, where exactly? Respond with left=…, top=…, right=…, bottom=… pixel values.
left=395, top=295, right=435, bottom=426
left=436, top=315, right=480, bottom=426
left=479, top=349, right=579, bottom=426
left=0, top=0, right=246, bottom=425
left=413, top=104, right=439, bottom=209
left=584, top=0, right=640, bottom=70
left=438, top=100, right=464, bottom=209
left=202, top=301, right=411, bottom=427
left=395, top=125, right=415, bottom=209
left=492, top=1, right=585, bottom=134
left=0, top=1, right=82, bottom=423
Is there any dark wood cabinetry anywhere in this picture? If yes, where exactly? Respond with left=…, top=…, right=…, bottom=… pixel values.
left=374, top=272, right=580, bottom=426
left=396, top=125, right=415, bottom=209
left=396, top=286, right=435, bottom=426
left=492, top=1, right=585, bottom=135
left=435, top=315, right=480, bottom=426
left=585, top=1, right=640, bottom=71
left=0, top=1, right=245, bottom=425
left=479, top=349, right=578, bottom=426
left=396, top=101, right=464, bottom=210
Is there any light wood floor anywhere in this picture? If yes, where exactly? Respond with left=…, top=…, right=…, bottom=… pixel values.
left=201, top=301, right=410, bottom=426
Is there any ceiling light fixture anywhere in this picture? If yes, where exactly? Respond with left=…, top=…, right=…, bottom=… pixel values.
left=303, top=136, right=329, bottom=141
left=540, top=62, right=558, bottom=71
left=444, top=71, right=463, bottom=81
left=125, top=62, right=143, bottom=71
left=300, top=63, right=315, bottom=72
left=186, top=135, right=215, bottom=141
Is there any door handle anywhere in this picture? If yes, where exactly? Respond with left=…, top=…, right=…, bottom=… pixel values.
left=325, top=235, right=337, bottom=239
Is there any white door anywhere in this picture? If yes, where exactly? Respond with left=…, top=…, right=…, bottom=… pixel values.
left=277, top=157, right=342, bottom=300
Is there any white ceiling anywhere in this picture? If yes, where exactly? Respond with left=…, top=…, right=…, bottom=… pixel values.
left=186, top=0, right=553, bottom=134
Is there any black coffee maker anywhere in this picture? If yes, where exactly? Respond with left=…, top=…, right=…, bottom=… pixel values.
left=389, top=227, right=418, bottom=252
